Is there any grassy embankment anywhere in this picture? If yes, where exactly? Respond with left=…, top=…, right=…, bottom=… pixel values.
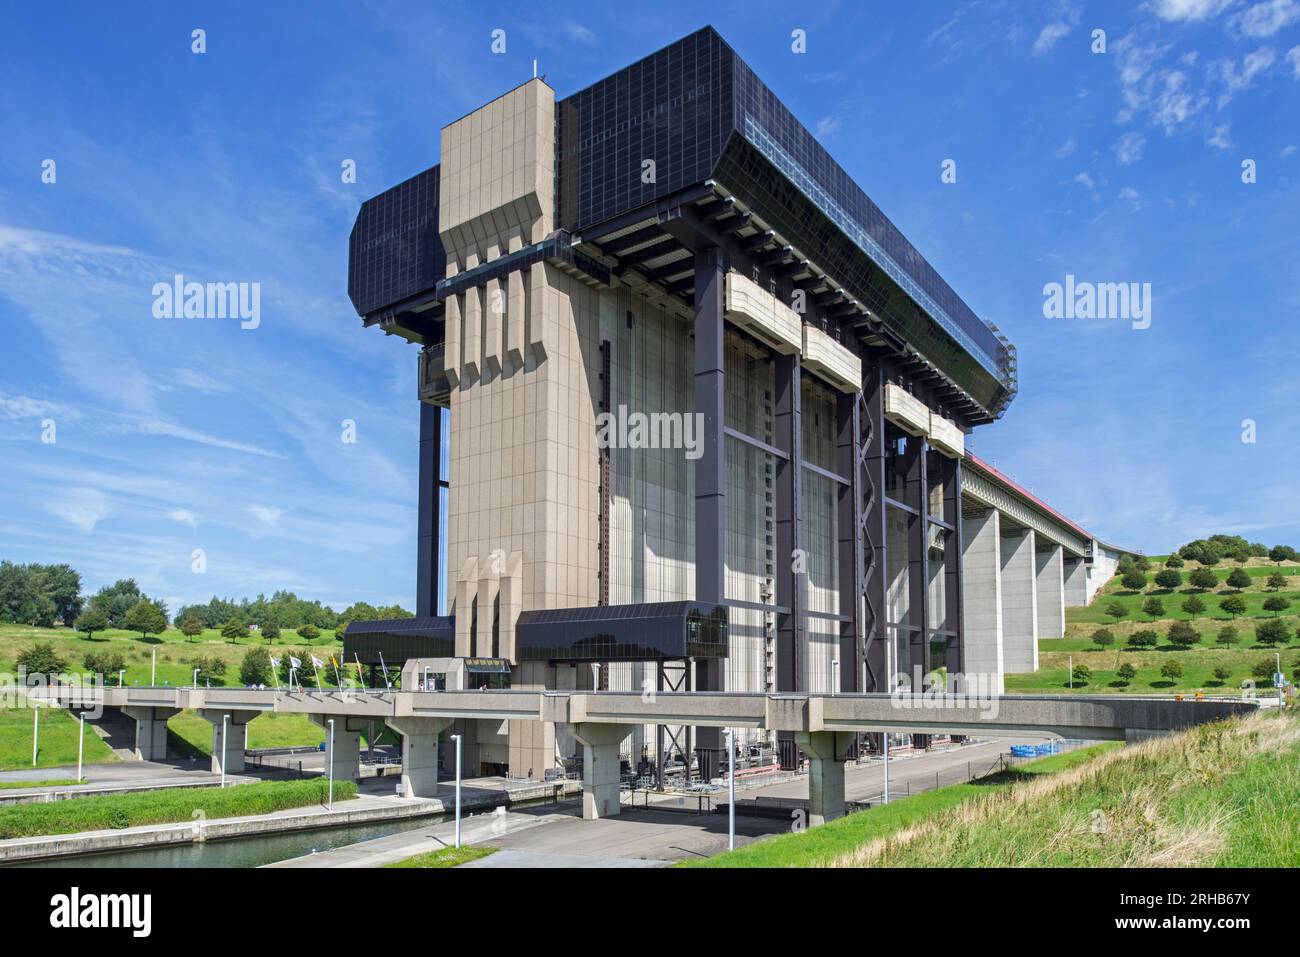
left=695, top=709, right=1299, bottom=867
left=0, top=697, right=118, bottom=771
left=680, top=743, right=1120, bottom=868
left=0, top=778, right=356, bottom=840
left=383, top=846, right=498, bottom=868
left=1010, top=558, right=1300, bottom=695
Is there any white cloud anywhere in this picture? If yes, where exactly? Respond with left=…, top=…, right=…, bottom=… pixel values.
left=814, top=116, right=842, bottom=139
left=1230, top=0, right=1300, bottom=37
left=1114, top=38, right=1209, bottom=133
left=1216, top=47, right=1277, bottom=105
left=45, top=488, right=110, bottom=534
left=0, top=393, right=62, bottom=420
left=1056, top=138, right=1078, bottom=158
left=166, top=508, right=197, bottom=528
left=249, top=504, right=282, bottom=525
left=1151, top=0, right=1235, bottom=21
left=1287, top=45, right=1300, bottom=77
left=1119, top=187, right=1151, bottom=210
left=1114, top=131, right=1147, bottom=164
left=1034, top=23, right=1072, bottom=56
left=1282, top=143, right=1299, bottom=156
left=1073, top=171, right=1096, bottom=188
left=1207, top=123, right=1234, bottom=147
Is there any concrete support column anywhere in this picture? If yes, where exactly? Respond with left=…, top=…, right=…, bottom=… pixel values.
left=387, top=716, right=453, bottom=799
left=961, top=509, right=1004, bottom=693
left=1000, top=527, right=1038, bottom=673
left=794, top=730, right=854, bottom=825
left=311, top=715, right=362, bottom=783
left=196, top=709, right=259, bottom=776
left=1063, top=556, right=1088, bottom=608
left=1035, top=543, right=1065, bottom=639
left=121, top=706, right=180, bottom=761
left=572, top=723, right=632, bottom=820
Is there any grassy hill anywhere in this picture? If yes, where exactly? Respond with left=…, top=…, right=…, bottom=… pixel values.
left=697, top=709, right=1298, bottom=868
left=1013, top=557, right=1300, bottom=695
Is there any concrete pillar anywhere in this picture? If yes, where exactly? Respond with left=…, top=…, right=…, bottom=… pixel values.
left=794, top=730, right=853, bottom=825
left=121, top=706, right=180, bottom=761
left=311, top=715, right=362, bottom=783
left=196, top=709, right=259, bottom=776
left=1000, top=527, right=1038, bottom=673
left=572, top=723, right=631, bottom=820
left=387, top=716, right=453, bottom=799
left=961, top=509, right=1004, bottom=693
left=1035, top=544, right=1065, bottom=639
left=1063, top=556, right=1088, bottom=608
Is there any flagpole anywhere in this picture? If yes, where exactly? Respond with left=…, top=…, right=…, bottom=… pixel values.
left=378, top=652, right=392, bottom=690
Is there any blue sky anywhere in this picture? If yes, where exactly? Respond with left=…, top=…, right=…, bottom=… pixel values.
left=2, top=0, right=1298, bottom=613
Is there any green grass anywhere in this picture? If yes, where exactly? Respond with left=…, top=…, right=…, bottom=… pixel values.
left=0, top=699, right=118, bottom=771
left=0, top=778, right=79, bottom=790
left=854, top=709, right=1300, bottom=867
left=680, top=743, right=1120, bottom=867
left=0, top=777, right=357, bottom=840
left=165, top=710, right=397, bottom=758
left=383, top=845, right=497, bottom=868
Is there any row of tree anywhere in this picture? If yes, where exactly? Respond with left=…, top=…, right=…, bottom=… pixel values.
left=1118, top=566, right=1291, bottom=595
left=1104, top=592, right=1290, bottom=623
left=1090, top=617, right=1293, bottom=650
left=1171, top=534, right=1297, bottom=567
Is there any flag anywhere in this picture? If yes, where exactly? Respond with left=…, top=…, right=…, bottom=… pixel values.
left=270, top=657, right=281, bottom=668
left=310, top=655, right=324, bottom=669
left=289, top=656, right=301, bottom=669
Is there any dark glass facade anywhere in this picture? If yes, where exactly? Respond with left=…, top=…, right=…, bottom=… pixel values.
left=343, top=616, right=454, bottom=666
left=515, top=602, right=729, bottom=662
left=348, top=165, right=445, bottom=322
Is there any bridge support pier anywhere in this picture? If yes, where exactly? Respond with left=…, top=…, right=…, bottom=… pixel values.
left=387, top=716, right=452, bottom=799
left=311, top=715, right=362, bottom=782
left=795, top=730, right=855, bottom=826
left=1000, top=527, right=1039, bottom=673
left=196, top=709, right=259, bottom=776
left=121, top=706, right=180, bottom=761
left=1035, top=543, right=1065, bottom=639
left=572, top=723, right=631, bottom=820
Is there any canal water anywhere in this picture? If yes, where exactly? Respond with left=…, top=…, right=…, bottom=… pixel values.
left=4, top=811, right=450, bottom=869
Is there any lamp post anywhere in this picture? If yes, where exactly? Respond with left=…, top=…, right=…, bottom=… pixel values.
left=723, top=728, right=736, bottom=851
left=831, top=659, right=839, bottom=695
left=118, top=669, right=125, bottom=688
left=1068, top=655, right=1074, bottom=690
left=32, top=705, right=39, bottom=768
left=882, top=732, right=890, bottom=805
left=451, top=733, right=463, bottom=848
left=220, top=714, right=229, bottom=788
left=76, top=711, right=86, bottom=783
left=192, top=668, right=199, bottom=690
left=327, top=718, right=335, bottom=811
left=151, top=649, right=156, bottom=686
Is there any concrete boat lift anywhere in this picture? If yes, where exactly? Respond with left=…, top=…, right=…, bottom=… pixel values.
left=31, top=685, right=1255, bottom=825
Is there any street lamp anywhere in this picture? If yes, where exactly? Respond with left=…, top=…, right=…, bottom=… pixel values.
left=151, top=649, right=156, bottom=686
left=831, top=659, right=839, bottom=695
left=192, top=668, right=199, bottom=690
left=118, top=669, right=125, bottom=688
left=32, top=705, right=39, bottom=768
left=327, top=718, right=335, bottom=811
left=220, top=714, right=229, bottom=788
left=882, top=732, right=890, bottom=805
left=76, top=711, right=86, bottom=783
left=451, top=733, right=463, bottom=848
left=723, top=728, right=736, bottom=851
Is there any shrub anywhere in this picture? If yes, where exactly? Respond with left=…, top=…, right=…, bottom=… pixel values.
left=1154, top=569, right=1182, bottom=590
left=1164, top=555, right=1184, bottom=569
left=82, top=650, right=127, bottom=678
left=15, top=642, right=68, bottom=677
left=1121, top=570, right=1148, bottom=592
left=189, top=655, right=227, bottom=685
left=1189, top=568, right=1219, bottom=591
left=1069, top=662, right=1092, bottom=685
left=1212, top=665, right=1232, bottom=683
left=239, top=648, right=272, bottom=686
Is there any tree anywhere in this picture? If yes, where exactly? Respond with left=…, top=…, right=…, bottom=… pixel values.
left=1267, top=571, right=1287, bottom=591
left=1142, top=596, right=1165, bottom=620
left=1212, top=665, right=1232, bottom=684
left=1189, top=568, right=1219, bottom=591
left=1226, top=567, right=1252, bottom=591
left=239, top=648, right=272, bottom=686
left=180, top=616, right=203, bottom=641
left=296, top=623, right=320, bottom=643
left=190, top=655, right=227, bottom=685
left=1092, top=628, right=1116, bottom=650
left=1160, top=659, right=1184, bottom=682
left=123, top=599, right=167, bottom=641
left=1167, top=620, right=1200, bottom=649
left=220, top=618, right=247, bottom=643
left=1121, top=570, right=1148, bottom=592
left=1154, top=569, right=1182, bottom=590
left=1127, top=629, right=1159, bottom=649
left=1105, top=601, right=1127, bottom=623
left=1254, top=619, right=1290, bottom=648
left=1219, top=595, right=1247, bottom=619
left=1269, top=544, right=1297, bottom=565
left=1164, top=555, right=1184, bottom=569
left=74, top=607, right=109, bottom=639
left=1262, top=595, right=1291, bottom=617
left=1131, top=555, right=1151, bottom=573
left=1252, top=659, right=1275, bottom=684
left=15, top=642, right=68, bottom=677
left=83, top=650, right=126, bottom=679
left=43, top=563, right=83, bottom=625
left=1181, top=595, right=1206, bottom=619
left=1216, top=625, right=1240, bottom=647
left=1069, top=661, right=1092, bottom=685
left=1116, top=662, right=1136, bottom=684
left=261, top=622, right=281, bottom=644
